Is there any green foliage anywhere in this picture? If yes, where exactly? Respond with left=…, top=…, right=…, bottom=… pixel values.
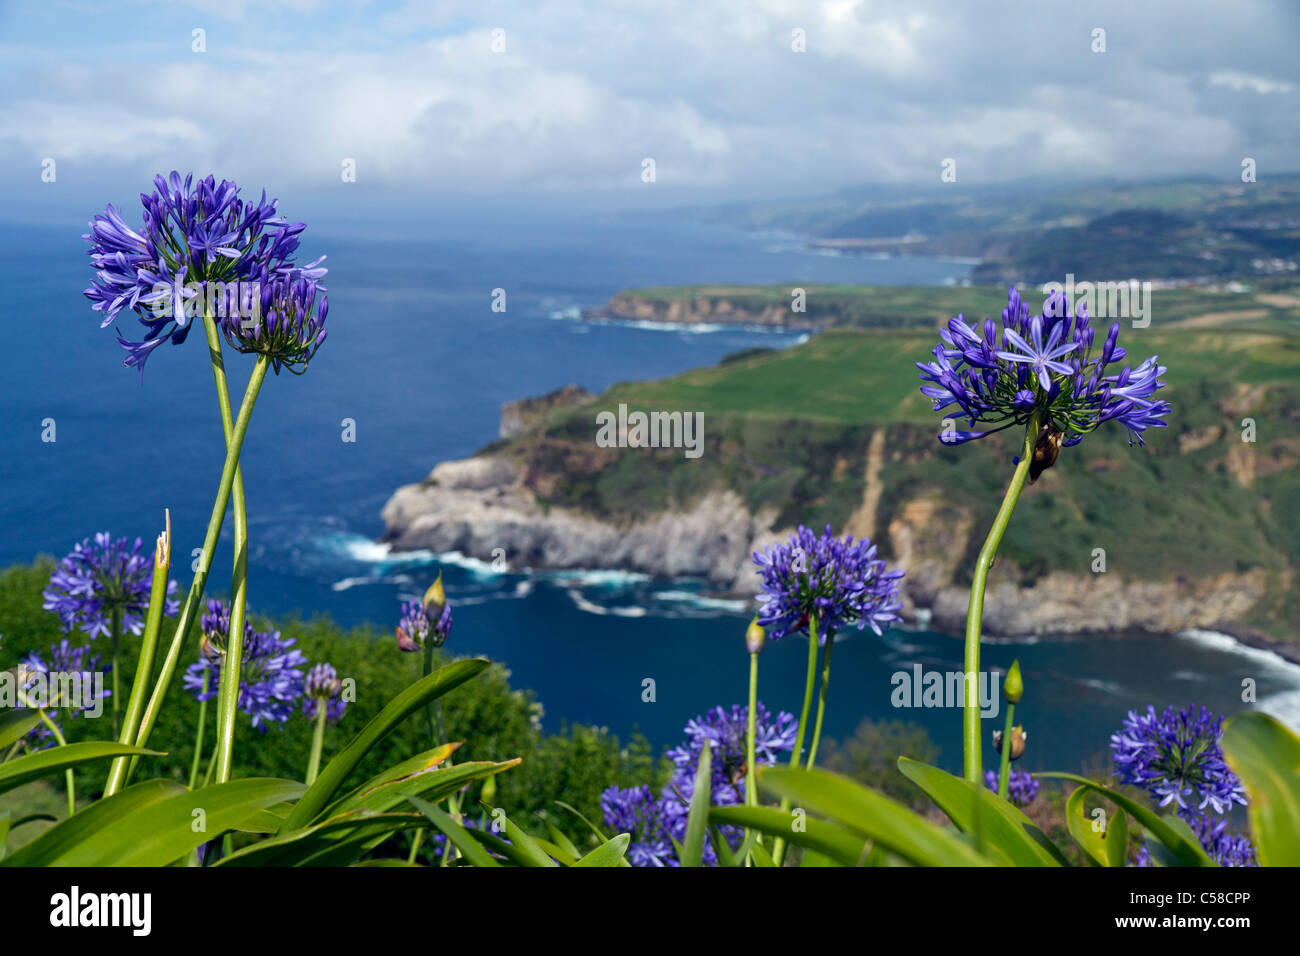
left=821, top=718, right=940, bottom=811
left=0, top=562, right=661, bottom=860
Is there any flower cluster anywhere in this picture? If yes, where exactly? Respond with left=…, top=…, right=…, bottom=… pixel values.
left=984, top=769, right=1039, bottom=807
left=396, top=600, right=452, bottom=652
left=302, top=662, right=348, bottom=724
left=221, top=266, right=329, bottom=374
left=42, top=533, right=178, bottom=639
left=1111, top=703, right=1256, bottom=867
left=753, top=526, right=903, bottom=643
left=19, top=639, right=112, bottom=748
left=183, top=600, right=307, bottom=730
left=917, top=287, right=1169, bottom=451
left=1110, top=704, right=1248, bottom=818
left=83, top=171, right=327, bottom=375
left=601, top=703, right=797, bottom=866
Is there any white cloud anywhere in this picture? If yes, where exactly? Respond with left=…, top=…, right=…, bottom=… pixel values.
left=1209, top=71, right=1294, bottom=96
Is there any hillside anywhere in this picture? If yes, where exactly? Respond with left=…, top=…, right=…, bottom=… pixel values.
left=382, top=290, right=1300, bottom=647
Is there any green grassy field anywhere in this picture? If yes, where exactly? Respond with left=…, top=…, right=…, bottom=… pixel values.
left=505, top=287, right=1300, bottom=636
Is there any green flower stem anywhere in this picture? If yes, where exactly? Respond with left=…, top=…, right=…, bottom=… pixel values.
left=203, top=742, right=218, bottom=789
left=188, top=669, right=210, bottom=790
left=773, top=611, right=821, bottom=866
left=18, top=687, right=74, bottom=817
left=805, top=631, right=836, bottom=770
left=963, top=410, right=1040, bottom=784
left=213, top=353, right=271, bottom=785
left=745, top=649, right=760, bottom=866
left=997, top=701, right=1016, bottom=800
left=40, top=712, right=75, bottom=817
left=128, top=329, right=260, bottom=763
left=305, top=703, right=328, bottom=786
left=407, top=640, right=439, bottom=864
left=745, top=651, right=759, bottom=808
left=104, top=524, right=171, bottom=796
left=110, top=608, right=122, bottom=739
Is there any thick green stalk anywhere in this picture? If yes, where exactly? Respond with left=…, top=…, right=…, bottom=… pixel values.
left=407, top=643, right=439, bottom=864
left=745, top=652, right=759, bottom=808
left=19, top=688, right=73, bottom=816
left=188, top=669, right=210, bottom=790
left=773, top=612, right=821, bottom=866
left=129, top=342, right=259, bottom=761
left=962, top=411, right=1040, bottom=783
left=105, top=521, right=171, bottom=796
left=305, top=703, right=328, bottom=786
left=110, top=608, right=122, bottom=738
left=213, top=354, right=271, bottom=784
left=805, top=631, right=836, bottom=770
left=997, top=702, right=1016, bottom=800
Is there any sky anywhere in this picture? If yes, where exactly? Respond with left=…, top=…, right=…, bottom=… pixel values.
left=0, top=0, right=1298, bottom=219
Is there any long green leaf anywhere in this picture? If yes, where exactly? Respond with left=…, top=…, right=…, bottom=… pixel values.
left=0, top=742, right=159, bottom=797
left=4, top=777, right=303, bottom=866
left=711, top=805, right=873, bottom=866
left=482, top=804, right=557, bottom=866
left=679, top=741, right=712, bottom=867
left=898, top=758, right=1067, bottom=866
left=405, top=795, right=499, bottom=867
left=327, top=756, right=519, bottom=820
left=758, top=765, right=994, bottom=867
left=1221, top=710, right=1300, bottom=866
left=0, top=708, right=40, bottom=752
left=283, top=659, right=489, bottom=830
left=1065, top=785, right=1128, bottom=867
left=217, top=811, right=422, bottom=867
left=1037, top=772, right=1213, bottom=866
left=572, top=833, right=630, bottom=867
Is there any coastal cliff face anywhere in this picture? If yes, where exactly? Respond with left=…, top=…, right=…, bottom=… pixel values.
left=597, top=290, right=820, bottom=328
left=380, top=452, right=1285, bottom=640
left=381, top=324, right=1300, bottom=645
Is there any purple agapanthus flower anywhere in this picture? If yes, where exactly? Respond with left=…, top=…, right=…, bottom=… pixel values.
left=1132, top=816, right=1258, bottom=868
left=220, top=266, right=328, bottom=375
left=753, top=525, right=904, bottom=643
left=302, top=662, right=348, bottom=724
left=83, top=171, right=326, bottom=376
left=603, top=702, right=797, bottom=867
left=19, top=639, right=112, bottom=748
left=396, top=600, right=452, bottom=652
left=984, top=768, right=1039, bottom=807
left=600, top=785, right=678, bottom=867
left=183, top=600, right=306, bottom=730
left=42, top=532, right=179, bottom=639
left=1110, top=704, right=1248, bottom=823
left=917, top=287, right=1170, bottom=450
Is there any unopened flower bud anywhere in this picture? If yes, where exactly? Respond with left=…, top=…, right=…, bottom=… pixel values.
left=993, top=725, right=1027, bottom=761
left=423, top=572, right=446, bottom=617
left=745, top=616, right=766, bottom=655
left=1004, top=659, right=1023, bottom=703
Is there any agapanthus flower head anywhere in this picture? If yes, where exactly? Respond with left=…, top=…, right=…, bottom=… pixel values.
left=1190, top=815, right=1258, bottom=867
left=605, top=702, right=796, bottom=867
left=753, top=525, right=904, bottom=643
left=396, top=600, right=452, bottom=652
left=220, top=268, right=328, bottom=374
left=43, top=532, right=178, bottom=639
left=984, top=768, right=1039, bottom=807
left=302, top=662, right=347, bottom=724
left=917, top=287, right=1170, bottom=459
left=20, top=639, right=111, bottom=748
left=1109, top=703, right=1247, bottom=822
left=83, top=171, right=324, bottom=376
left=183, top=601, right=306, bottom=730
left=599, top=785, right=677, bottom=867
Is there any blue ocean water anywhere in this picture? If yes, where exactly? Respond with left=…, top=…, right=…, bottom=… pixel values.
left=4, top=212, right=1298, bottom=772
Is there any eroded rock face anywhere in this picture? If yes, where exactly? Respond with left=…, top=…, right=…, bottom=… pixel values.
left=380, top=452, right=1279, bottom=637
left=382, top=456, right=777, bottom=585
